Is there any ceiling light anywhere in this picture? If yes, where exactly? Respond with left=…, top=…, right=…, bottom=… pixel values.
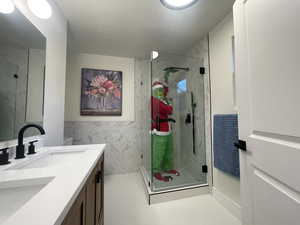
left=151, top=51, right=159, bottom=60
left=160, top=0, right=198, bottom=10
left=28, top=0, right=52, bottom=19
left=0, top=0, right=15, bottom=14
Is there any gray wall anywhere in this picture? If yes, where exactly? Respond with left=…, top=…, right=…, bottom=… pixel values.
left=65, top=121, right=141, bottom=174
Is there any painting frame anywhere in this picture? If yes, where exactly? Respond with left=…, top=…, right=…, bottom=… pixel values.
left=80, top=68, right=123, bottom=116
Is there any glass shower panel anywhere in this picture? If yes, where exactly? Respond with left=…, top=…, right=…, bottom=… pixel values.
left=0, top=58, right=18, bottom=141
left=175, top=92, right=194, bottom=160
left=150, top=52, right=207, bottom=192
left=137, top=59, right=152, bottom=184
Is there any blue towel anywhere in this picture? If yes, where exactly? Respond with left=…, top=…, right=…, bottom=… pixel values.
left=213, top=114, right=240, bottom=178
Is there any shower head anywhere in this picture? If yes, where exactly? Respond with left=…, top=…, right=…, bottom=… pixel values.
left=163, top=67, right=190, bottom=83
left=163, top=67, right=190, bottom=73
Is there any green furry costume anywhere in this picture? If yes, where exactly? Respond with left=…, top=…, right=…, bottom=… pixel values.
left=152, top=133, right=174, bottom=173
left=151, top=82, right=179, bottom=181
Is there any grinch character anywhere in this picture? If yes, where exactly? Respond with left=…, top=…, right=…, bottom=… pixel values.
left=151, top=80, right=180, bottom=182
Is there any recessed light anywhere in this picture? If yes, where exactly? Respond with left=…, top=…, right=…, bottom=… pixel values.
left=28, top=0, right=52, bottom=19
left=160, top=0, right=198, bottom=10
left=0, top=0, right=15, bottom=14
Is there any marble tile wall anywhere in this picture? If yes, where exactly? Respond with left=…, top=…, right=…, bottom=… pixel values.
left=65, top=121, right=141, bottom=174
left=65, top=59, right=147, bottom=175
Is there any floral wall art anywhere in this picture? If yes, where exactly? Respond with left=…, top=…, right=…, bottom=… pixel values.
left=81, top=68, right=122, bottom=116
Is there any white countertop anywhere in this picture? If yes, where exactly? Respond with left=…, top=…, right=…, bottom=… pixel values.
left=0, top=144, right=106, bottom=225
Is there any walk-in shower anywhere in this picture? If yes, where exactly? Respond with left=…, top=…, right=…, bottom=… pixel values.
left=140, top=49, right=211, bottom=199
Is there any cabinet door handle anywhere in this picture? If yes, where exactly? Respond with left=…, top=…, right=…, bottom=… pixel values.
left=80, top=202, right=84, bottom=225
left=96, top=171, right=102, bottom=183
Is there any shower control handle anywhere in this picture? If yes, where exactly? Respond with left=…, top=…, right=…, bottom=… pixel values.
left=185, top=113, right=192, bottom=124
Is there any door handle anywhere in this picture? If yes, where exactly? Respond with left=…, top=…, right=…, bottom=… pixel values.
left=96, top=171, right=102, bottom=183
left=234, top=140, right=247, bottom=151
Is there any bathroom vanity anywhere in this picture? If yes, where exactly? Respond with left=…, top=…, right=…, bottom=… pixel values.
left=0, top=144, right=105, bottom=225
left=62, top=153, right=104, bottom=225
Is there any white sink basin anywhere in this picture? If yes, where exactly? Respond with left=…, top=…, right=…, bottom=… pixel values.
left=0, top=177, right=53, bottom=224
left=7, top=150, right=86, bottom=170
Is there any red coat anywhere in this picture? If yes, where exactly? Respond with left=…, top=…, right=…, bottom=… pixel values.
left=151, top=96, right=173, bottom=132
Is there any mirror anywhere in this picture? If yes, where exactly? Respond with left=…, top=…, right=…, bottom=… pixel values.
left=0, top=8, right=46, bottom=142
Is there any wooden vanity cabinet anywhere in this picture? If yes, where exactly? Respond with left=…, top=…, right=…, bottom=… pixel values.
left=62, top=155, right=104, bottom=225
left=62, top=188, right=86, bottom=225
left=95, top=158, right=104, bottom=225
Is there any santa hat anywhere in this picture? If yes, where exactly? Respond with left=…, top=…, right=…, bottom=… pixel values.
left=152, top=79, right=168, bottom=90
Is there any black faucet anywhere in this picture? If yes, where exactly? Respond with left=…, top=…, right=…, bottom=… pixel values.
left=15, top=124, right=46, bottom=159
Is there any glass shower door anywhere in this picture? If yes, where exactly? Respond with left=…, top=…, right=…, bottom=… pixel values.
left=150, top=52, right=208, bottom=192
left=0, top=58, right=18, bottom=141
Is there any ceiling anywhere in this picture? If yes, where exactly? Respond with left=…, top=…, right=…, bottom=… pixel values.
left=55, top=0, right=235, bottom=58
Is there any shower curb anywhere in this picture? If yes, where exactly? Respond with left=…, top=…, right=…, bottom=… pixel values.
left=139, top=167, right=210, bottom=205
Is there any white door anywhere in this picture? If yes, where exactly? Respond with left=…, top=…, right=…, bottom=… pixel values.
left=233, top=0, right=300, bottom=225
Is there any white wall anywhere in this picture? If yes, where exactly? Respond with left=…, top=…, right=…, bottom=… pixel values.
left=65, top=53, right=135, bottom=122
left=209, top=12, right=241, bottom=217
left=210, top=13, right=236, bottom=116
left=13, top=0, right=67, bottom=145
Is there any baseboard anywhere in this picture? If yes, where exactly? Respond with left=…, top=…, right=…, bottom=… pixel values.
left=212, top=187, right=242, bottom=220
